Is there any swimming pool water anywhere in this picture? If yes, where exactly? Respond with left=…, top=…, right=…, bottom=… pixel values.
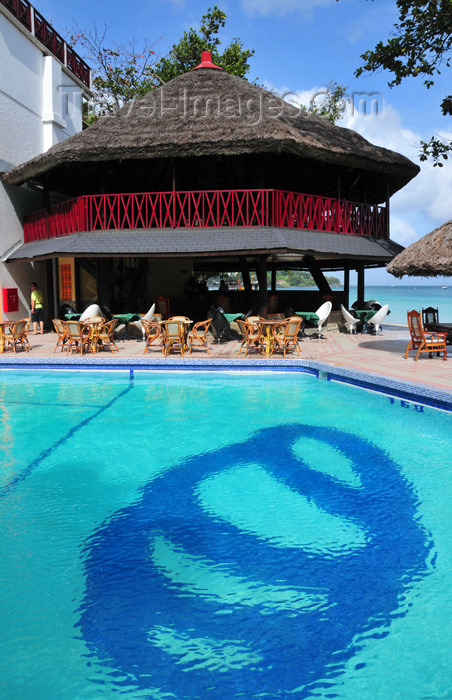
left=0, top=370, right=451, bottom=698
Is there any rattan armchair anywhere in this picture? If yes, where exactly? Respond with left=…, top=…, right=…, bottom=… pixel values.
left=52, top=319, right=69, bottom=352
left=161, top=319, right=186, bottom=356
left=187, top=319, right=212, bottom=354
left=5, top=319, right=31, bottom=353
left=142, top=319, right=164, bottom=354
left=64, top=320, right=92, bottom=355
left=95, top=319, right=119, bottom=353
left=271, top=317, right=302, bottom=357
left=236, top=318, right=264, bottom=357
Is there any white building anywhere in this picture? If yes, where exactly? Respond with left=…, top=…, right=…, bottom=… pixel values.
left=0, top=0, right=91, bottom=322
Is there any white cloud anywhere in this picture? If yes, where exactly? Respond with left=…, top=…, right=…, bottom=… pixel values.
left=389, top=218, right=420, bottom=247
left=339, top=103, right=452, bottom=233
left=270, top=84, right=452, bottom=243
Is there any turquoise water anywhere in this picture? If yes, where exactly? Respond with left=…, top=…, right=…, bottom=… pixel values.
left=0, top=370, right=451, bottom=698
left=348, top=285, right=452, bottom=325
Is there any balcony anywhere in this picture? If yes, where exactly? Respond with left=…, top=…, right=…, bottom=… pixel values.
left=1, top=0, right=90, bottom=87
left=23, top=189, right=387, bottom=243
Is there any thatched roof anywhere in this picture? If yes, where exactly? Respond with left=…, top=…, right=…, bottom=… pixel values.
left=387, top=219, right=452, bottom=278
left=3, top=63, right=419, bottom=196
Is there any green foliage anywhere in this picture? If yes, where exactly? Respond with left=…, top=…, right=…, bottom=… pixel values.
left=273, top=271, right=340, bottom=287
left=355, top=0, right=452, bottom=165
left=71, top=23, right=162, bottom=119
left=152, top=6, right=254, bottom=81
left=73, top=7, right=254, bottom=124
left=308, top=81, right=349, bottom=123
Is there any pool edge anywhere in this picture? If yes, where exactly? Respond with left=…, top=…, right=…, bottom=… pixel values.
left=0, top=355, right=451, bottom=412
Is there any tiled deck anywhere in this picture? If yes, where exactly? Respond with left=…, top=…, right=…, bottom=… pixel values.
left=2, top=324, right=451, bottom=402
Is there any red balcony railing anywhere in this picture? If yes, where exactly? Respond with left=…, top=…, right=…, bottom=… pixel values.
left=1, top=0, right=31, bottom=30
left=0, top=0, right=90, bottom=87
left=23, top=189, right=387, bottom=243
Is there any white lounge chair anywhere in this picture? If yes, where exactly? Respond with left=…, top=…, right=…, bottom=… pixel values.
left=314, top=301, right=332, bottom=338
left=131, top=303, right=156, bottom=340
left=80, top=304, right=103, bottom=322
left=366, top=304, right=389, bottom=334
left=341, top=304, right=359, bottom=334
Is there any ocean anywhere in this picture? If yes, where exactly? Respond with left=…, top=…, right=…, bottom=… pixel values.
left=346, top=285, right=452, bottom=325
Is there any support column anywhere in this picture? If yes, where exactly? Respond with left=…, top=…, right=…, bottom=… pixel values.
left=97, top=259, right=113, bottom=309
left=304, top=256, right=333, bottom=296
left=239, top=257, right=254, bottom=310
left=343, top=266, right=350, bottom=308
left=52, top=258, right=58, bottom=319
left=385, top=178, right=390, bottom=238
left=357, top=266, right=365, bottom=307
left=256, top=256, right=268, bottom=317
left=271, top=263, right=277, bottom=293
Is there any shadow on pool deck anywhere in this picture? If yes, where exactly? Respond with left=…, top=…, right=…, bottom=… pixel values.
left=1, top=324, right=451, bottom=396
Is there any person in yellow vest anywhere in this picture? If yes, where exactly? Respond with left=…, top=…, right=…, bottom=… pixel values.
left=30, top=282, right=44, bottom=334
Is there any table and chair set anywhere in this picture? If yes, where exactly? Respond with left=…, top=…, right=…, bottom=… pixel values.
left=404, top=308, right=448, bottom=361
left=340, top=304, right=390, bottom=335
left=141, top=316, right=212, bottom=356
left=236, top=316, right=304, bottom=358
left=53, top=317, right=119, bottom=354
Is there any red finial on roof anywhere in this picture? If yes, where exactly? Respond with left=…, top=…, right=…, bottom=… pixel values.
left=193, top=51, right=223, bottom=70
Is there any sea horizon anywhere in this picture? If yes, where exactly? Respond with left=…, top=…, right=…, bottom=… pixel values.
left=341, top=285, right=452, bottom=325
left=272, top=284, right=452, bottom=325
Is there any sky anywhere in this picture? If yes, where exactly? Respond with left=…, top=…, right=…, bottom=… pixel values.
left=40, top=0, right=452, bottom=285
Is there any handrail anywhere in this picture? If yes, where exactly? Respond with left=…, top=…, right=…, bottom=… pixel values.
left=23, top=189, right=387, bottom=243
left=0, top=0, right=90, bottom=87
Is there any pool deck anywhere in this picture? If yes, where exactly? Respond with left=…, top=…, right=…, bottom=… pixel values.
left=1, top=323, right=451, bottom=404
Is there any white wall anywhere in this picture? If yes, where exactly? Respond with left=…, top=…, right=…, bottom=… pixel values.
left=0, top=7, right=88, bottom=322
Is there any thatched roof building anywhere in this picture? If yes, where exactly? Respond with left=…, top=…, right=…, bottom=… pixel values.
left=387, top=219, right=452, bottom=278
left=3, top=59, right=418, bottom=202
left=2, top=53, right=422, bottom=316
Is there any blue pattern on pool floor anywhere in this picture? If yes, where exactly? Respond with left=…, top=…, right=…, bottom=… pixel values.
left=80, top=423, right=432, bottom=698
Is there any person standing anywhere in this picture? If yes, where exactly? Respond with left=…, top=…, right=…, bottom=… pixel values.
left=30, top=282, right=44, bottom=334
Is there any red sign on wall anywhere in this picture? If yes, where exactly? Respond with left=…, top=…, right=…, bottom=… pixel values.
left=2, top=288, right=19, bottom=313
left=60, top=264, right=72, bottom=299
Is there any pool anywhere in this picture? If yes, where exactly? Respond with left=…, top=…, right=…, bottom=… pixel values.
left=0, top=369, right=451, bottom=698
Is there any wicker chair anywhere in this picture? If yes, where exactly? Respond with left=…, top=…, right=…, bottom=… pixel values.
left=95, top=319, right=119, bottom=353
left=5, top=319, right=31, bottom=353
left=187, top=319, right=212, bottom=354
left=215, top=294, right=231, bottom=312
left=64, top=320, right=92, bottom=355
left=52, top=318, right=69, bottom=352
left=0, top=322, right=13, bottom=353
left=422, top=306, right=439, bottom=328
left=405, top=310, right=447, bottom=361
left=236, top=318, right=264, bottom=357
left=271, top=317, right=302, bottom=357
left=161, top=319, right=186, bottom=357
left=142, top=319, right=164, bottom=354
left=243, top=315, right=262, bottom=330
left=155, top=296, right=170, bottom=319
left=268, top=294, right=279, bottom=314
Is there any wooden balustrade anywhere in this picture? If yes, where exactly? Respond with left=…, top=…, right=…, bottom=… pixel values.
left=23, top=189, right=387, bottom=242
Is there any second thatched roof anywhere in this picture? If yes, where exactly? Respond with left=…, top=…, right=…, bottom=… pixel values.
left=3, top=62, right=419, bottom=198
left=387, top=219, right=452, bottom=278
